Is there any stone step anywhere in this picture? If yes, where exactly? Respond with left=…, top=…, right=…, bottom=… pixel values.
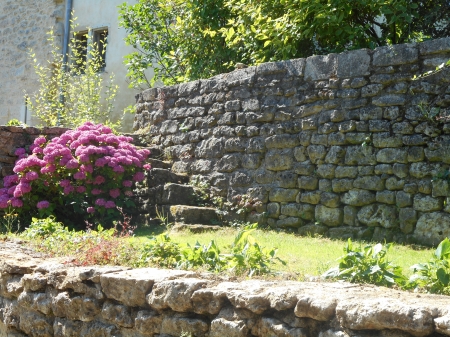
left=147, top=158, right=172, bottom=170
left=169, top=205, right=220, bottom=225
left=147, top=168, right=189, bottom=188
left=171, top=223, right=222, bottom=233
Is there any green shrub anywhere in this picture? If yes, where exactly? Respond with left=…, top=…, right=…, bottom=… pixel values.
left=409, top=238, right=450, bottom=294
left=322, top=239, right=406, bottom=287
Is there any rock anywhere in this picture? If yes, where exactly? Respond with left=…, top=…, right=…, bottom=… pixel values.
left=147, top=278, right=208, bottom=312
left=276, top=217, right=303, bottom=228
left=210, top=318, right=249, bottom=337
left=396, top=191, right=412, bottom=208
left=162, top=184, right=197, bottom=205
left=100, top=268, right=194, bottom=307
left=315, top=205, right=343, bottom=227
left=251, top=317, right=308, bottom=337
left=307, top=145, right=327, bottom=164
left=336, top=297, right=434, bottom=337
left=414, top=212, right=450, bottom=245
left=298, top=224, right=329, bottom=236
left=266, top=135, right=300, bottom=149
left=266, top=149, right=294, bottom=171
left=160, top=314, right=209, bottom=337
left=51, top=292, right=101, bottom=322
left=399, top=208, right=417, bottom=234
left=373, top=43, right=418, bottom=66
left=101, top=302, right=134, bottom=328
left=357, top=204, right=398, bottom=228
left=413, top=195, right=443, bottom=212
left=353, top=176, right=384, bottom=191
left=135, top=310, right=163, bottom=335
left=341, top=189, right=376, bottom=206
left=345, top=146, right=376, bottom=165
left=376, top=148, right=408, bottom=163
left=170, top=205, right=220, bottom=225
left=269, top=188, right=299, bottom=202
left=295, top=294, right=337, bottom=321
left=298, top=176, right=319, bottom=190
left=376, top=191, right=395, bottom=204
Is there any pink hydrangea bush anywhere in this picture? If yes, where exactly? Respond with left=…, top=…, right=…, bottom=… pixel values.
left=0, top=122, right=151, bottom=228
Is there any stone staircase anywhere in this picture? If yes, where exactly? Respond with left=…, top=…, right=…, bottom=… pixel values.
left=130, top=146, right=221, bottom=231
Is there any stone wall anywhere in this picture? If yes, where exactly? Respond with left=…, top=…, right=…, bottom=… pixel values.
left=2, top=241, right=450, bottom=337
left=134, top=38, right=450, bottom=246
left=0, top=126, right=68, bottom=179
left=0, top=0, right=64, bottom=125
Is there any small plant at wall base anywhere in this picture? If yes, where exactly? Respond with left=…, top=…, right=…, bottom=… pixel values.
left=27, top=21, right=120, bottom=130
left=0, top=122, right=151, bottom=229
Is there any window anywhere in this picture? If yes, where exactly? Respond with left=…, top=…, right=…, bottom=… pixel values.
left=73, top=28, right=108, bottom=73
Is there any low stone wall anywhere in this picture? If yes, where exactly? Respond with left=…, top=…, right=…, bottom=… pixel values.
left=1, top=241, right=450, bottom=337
left=134, top=38, right=450, bottom=245
left=0, top=126, right=68, bottom=179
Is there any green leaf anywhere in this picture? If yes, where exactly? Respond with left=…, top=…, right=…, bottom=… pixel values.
left=437, top=268, right=450, bottom=286
left=435, top=238, right=450, bottom=259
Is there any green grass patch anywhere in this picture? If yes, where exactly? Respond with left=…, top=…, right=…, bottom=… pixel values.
left=133, top=227, right=434, bottom=279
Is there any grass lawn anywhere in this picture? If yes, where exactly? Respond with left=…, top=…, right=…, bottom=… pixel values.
left=133, top=226, right=435, bottom=279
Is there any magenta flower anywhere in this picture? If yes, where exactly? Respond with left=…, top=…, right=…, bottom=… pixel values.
left=87, top=206, right=95, bottom=213
left=10, top=198, right=23, bottom=208
left=91, top=188, right=102, bottom=195
left=113, top=165, right=125, bottom=173
left=25, top=171, right=39, bottom=181
left=109, top=189, right=120, bottom=199
left=34, top=136, right=47, bottom=146
left=37, top=200, right=50, bottom=209
left=105, top=200, right=116, bottom=209
left=65, top=159, right=79, bottom=169
left=93, top=175, right=106, bottom=185
left=63, top=186, right=75, bottom=195
left=143, top=164, right=151, bottom=170
left=59, top=179, right=71, bottom=187
left=124, top=190, right=133, bottom=197
left=14, top=148, right=26, bottom=156
left=133, top=172, right=145, bottom=182
left=95, top=198, right=106, bottom=206
left=74, top=171, right=86, bottom=180
left=122, top=180, right=132, bottom=187
left=76, top=186, right=86, bottom=193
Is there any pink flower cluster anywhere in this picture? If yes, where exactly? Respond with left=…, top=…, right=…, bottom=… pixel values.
left=0, top=122, right=151, bottom=219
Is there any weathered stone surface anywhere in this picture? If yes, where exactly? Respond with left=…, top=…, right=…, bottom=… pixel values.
left=357, top=204, right=397, bottom=228
left=266, top=149, right=294, bottom=171
left=336, top=297, right=433, bottom=337
left=376, top=148, right=408, bottom=163
left=399, top=208, right=417, bottom=234
left=413, top=194, right=443, bottom=212
left=170, top=205, right=220, bottom=225
left=341, top=190, right=376, bottom=206
left=373, top=43, right=418, bottom=66
left=298, top=176, right=318, bottom=190
left=337, top=49, right=370, bottom=77
left=269, top=188, right=299, bottom=202
left=100, top=269, right=194, bottom=307
left=345, top=146, right=376, bottom=165
left=315, top=205, right=343, bottom=227
left=414, top=212, right=450, bottom=245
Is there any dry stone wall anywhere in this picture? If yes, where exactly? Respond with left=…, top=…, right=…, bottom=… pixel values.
left=134, top=38, right=450, bottom=246
left=0, top=126, right=68, bottom=179
left=0, top=0, right=65, bottom=125
left=2, top=240, right=450, bottom=337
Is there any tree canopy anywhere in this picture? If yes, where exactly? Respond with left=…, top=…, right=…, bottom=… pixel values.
left=119, top=0, right=450, bottom=88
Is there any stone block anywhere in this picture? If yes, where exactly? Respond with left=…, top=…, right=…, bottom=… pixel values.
left=325, top=146, right=346, bottom=164
left=311, top=133, right=328, bottom=145
left=328, top=132, right=347, bottom=145
left=418, top=180, right=432, bottom=194
left=328, top=227, right=359, bottom=240
left=376, top=191, right=395, bottom=204
left=373, top=133, right=403, bottom=148
left=276, top=171, right=298, bottom=188
left=265, top=149, right=294, bottom=171
left=265, top=135, right=299, bottom=149
left=377, top=148, right=408, bottom=163
left=372, top=95, right=407, bottom=106
left=297, top=224, right=328, bottom=236
left=320, top=192, right=340, bottom=208
left=337, top=49, right=370, bottom=77
left=267, top=203, right=281, bottom=218
left=373, top=43, right=418, bottom=66
left=345, top=146, right=376, bottom=165
left=305, top=54, right=337, bottom=81
left=298, top=176, right=319, bottom=190
left=362, top=84, right=384, bottom=97
left=396, top=191, right=413, bottom=208
left=315, top=205, right=343, bottom=227
left=242, top=154, right=263, bottom=169
left=269, top=188, right=299, bottom=202
left=357, top=204, right=398, bottom=228
left=393, top=163, right=409, bottom=178
left=298, top=191, right=321, bottom=205
left=307, top=145, right=327, bottom=164
left=335, top=166, right=358, bottom=178
left=385, top=177, right=405, bottom=190
left=317, top=164, right=336, bottom=179
left=413, top=194, right=443, bottom=212
left=294, top=146, right=307, bottom=162
left=399, top=208, right=417, bottom=234
left=432, top=180, right=450, bottom=197
left=374, top=164, right=393, bottom=175
left=414, top=212, right=450, bottom=246
left=353, top=176, right=384, bottom=191
left=276, top=217, right=303, bottom=228
left=419, top=37, right=450, bottom=55
left=319, top=179, right=332, bottom=192
left=332, top=179, right=354, bottom=193
left=344, top=206, right=357, bottom=226
left=341, top=189, right=376, bottom=206
left=294, top=163, right=315, bottom=175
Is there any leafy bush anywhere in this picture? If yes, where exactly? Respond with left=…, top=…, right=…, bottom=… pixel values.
left=137, top=224, right=284, bottom=276
left=0, top=122, right=150, bottom=228
left=322, top=239, right=406, bottom=287
left=27, top=24, right=119, bottom=129
left=409, top=238, right=450, bottom=295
